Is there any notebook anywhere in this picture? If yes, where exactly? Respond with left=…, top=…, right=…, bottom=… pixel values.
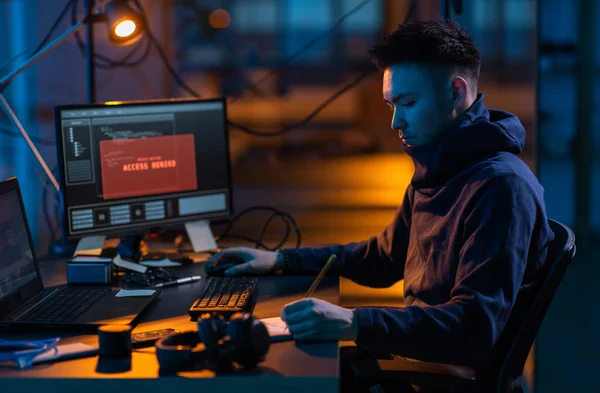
left=260, top=317, right=293, bottom=343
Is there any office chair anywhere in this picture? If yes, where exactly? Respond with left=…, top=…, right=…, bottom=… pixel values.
left=352, top=219, right=576, bottom=393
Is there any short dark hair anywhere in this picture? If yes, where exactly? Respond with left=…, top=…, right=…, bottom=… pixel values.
left=368, top=20, right=481, bottom=81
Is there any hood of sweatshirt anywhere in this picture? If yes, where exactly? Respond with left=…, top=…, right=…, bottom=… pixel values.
left=402, top=93, right=526, bottom=194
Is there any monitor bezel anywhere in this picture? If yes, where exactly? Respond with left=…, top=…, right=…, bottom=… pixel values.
left=53, top=97, right=233, bottom=242
left=0, top=177, right=45, bottom=319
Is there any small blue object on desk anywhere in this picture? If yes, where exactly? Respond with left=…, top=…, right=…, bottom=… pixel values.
left=67, top=257, right=113, bottom=284
left=0, top=337, right=61, bottom=369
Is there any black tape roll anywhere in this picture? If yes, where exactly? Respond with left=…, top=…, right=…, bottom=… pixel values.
left=98, top=324, right=133, bottom=358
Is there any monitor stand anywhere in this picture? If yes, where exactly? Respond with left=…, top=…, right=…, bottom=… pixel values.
left=72, top=221, right=218, bottom=264
left=116, top=235, right=194, bottom=263
left=111, top=235, right=193, bottom=263
left=120, top=234, right=206, bottom=264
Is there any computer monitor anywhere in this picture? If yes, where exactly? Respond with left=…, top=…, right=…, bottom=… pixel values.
left=54, top=97, right=232, bottom=242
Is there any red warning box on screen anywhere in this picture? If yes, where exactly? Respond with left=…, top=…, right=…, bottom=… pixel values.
left=100, top=134, right=197, bottom=200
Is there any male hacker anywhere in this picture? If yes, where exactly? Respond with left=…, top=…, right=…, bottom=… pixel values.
left=206, top=20, right=554, bottom=369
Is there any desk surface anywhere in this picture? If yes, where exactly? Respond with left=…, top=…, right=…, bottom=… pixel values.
left=1, top=257, right=340, bottom=392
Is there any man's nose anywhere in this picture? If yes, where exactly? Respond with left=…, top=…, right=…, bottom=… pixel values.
left=391, top=112, right=406, bottom=131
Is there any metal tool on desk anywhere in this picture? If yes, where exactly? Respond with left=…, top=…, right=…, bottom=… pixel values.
left=155, top=275, right=202, bottom=288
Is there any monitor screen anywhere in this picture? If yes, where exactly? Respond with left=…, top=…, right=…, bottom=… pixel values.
left=0, top=189, right=38, bottom=302
left=54, top=98, right=232, bottom=240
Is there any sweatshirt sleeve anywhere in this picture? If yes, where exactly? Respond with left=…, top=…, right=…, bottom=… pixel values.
left=281, top=187, right=413, bottom=288
left=354, top=174, right=538, bottom=366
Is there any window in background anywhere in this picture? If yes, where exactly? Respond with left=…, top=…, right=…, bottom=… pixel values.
left=175, top=0, right=385, bottom=72
left=342, top=0, right=384, bottom=60
left=454, top=0, right=536, bottom=82
left=538, top=0, right=600, bottom=245
left=502, top=0, right=537, bottom=62
left=536, top=2, right=600, bottom=393
left=284, top=0, right=332, bottom=64
left=451, top=0, right=537, bottom=166
left=232, top=0, right=278, bottom=33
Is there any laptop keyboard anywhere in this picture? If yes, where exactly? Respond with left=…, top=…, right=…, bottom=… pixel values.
left=17, top=287, right=111, bottom=323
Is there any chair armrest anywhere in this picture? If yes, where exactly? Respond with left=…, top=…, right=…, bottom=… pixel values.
left=352, top=357, right=477, bottom=389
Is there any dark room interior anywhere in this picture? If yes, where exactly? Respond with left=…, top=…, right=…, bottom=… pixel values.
left=0, top=0, right=598, bottom=392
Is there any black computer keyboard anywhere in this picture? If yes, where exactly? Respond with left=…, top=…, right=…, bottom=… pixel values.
left=188, top=277, right=258, bottom=319
left=16, top=287, right=110, bottom=323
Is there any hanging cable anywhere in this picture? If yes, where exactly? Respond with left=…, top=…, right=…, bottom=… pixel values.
left=228, top=67, right=373, bottom=137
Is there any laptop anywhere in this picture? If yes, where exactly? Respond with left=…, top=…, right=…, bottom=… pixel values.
left=0, top=177, right=159, bottom=331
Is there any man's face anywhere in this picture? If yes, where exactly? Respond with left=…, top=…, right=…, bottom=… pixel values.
left=383, top=63, right=453, bottom=147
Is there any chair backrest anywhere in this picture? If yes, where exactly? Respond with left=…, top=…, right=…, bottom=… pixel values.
left=481, top=219, right=576, bottom=392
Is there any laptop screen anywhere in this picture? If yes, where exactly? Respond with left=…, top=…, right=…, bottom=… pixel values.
left=0, top=189, right=38, bottom=302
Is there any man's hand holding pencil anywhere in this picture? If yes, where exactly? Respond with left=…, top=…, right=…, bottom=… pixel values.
left=280, top=297, right=358, bottom=341
left=280, top=254, right=358, bottom=342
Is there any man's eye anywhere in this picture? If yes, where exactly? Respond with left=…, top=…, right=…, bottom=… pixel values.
left=402, top=101, right=415, bottom=108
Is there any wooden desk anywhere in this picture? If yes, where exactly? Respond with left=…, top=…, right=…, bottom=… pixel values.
left=0, top=258, right=340, bottom=393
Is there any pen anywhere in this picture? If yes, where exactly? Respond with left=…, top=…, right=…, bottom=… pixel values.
left=155, top=275, right=202, bottom=288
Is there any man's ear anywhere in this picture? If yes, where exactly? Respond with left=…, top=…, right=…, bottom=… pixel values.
left=450, top=76, right=468, bottom=109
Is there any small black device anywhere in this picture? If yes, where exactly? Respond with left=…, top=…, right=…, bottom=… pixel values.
left=98, top=324, right=132, bottom=358
left=131, top=328, right=179, bottom=348
left=188, top=277, right=258, bottom=319
left=155, top=312, right=269, bottom=374
left=0, top=178, right=159, bottom=331
left=205, top=255, right=245, bottom=276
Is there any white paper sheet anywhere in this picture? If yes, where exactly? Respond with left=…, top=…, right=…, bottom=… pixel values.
left=115, top=289, right=156, bottom=297
left=139, top=258, right=182, bottom=267
left=32, top=343, right=97, bottom=364
left=260, top=317, right=293, bottom=342
left=112, top=255, right=148, bottom=273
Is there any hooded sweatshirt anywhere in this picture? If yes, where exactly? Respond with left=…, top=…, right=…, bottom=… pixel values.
left=282, top=93, right=554, bottom=366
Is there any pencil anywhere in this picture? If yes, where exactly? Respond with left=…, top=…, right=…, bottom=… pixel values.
left=304, top=254, right=337, bottom=298
left=283, top=254, right=338, bottom=333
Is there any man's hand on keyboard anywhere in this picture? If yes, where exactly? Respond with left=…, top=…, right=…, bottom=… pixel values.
left=205, top=247, right=282, bottom=276
left=281, top=298, right=358, bottom=342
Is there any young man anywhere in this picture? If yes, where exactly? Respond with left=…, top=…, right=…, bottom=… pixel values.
left=206, top=20, right=554, bottom=368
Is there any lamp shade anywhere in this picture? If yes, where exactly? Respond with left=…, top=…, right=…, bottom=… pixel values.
left=104, top=0, right=145, bottom=46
